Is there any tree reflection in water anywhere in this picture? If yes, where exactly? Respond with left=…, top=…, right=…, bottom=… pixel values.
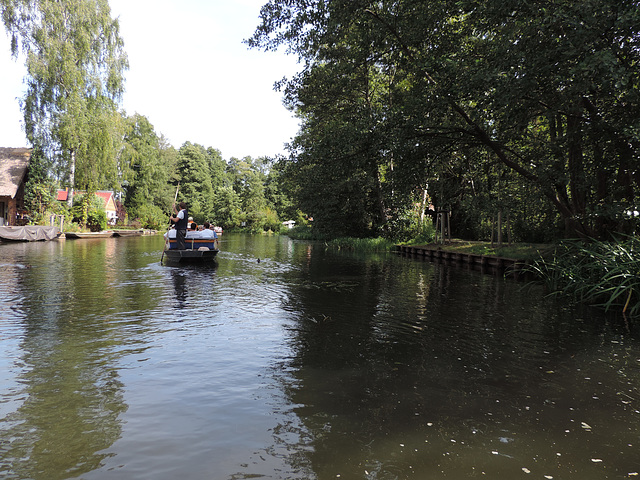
left=270, top=249, right=640, bottom=479
left=0, top=239, right=130, bottom=479
left=0, top=236, right=638, bottom=479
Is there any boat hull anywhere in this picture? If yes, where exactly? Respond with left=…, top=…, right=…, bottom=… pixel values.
left=64, top=231, right=114, bottom=239
left=162, top=248, right=219, bottom=263
left=112, top=229, right=144, bottom=237
left=0, top=226, right=60, bottom=242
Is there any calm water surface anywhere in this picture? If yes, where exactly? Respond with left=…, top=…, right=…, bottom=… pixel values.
left=0, top=234, right=639, bottom=479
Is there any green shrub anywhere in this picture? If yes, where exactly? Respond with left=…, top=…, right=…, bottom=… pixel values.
left=262, top=207, right=281, bottom=232
left=285, top=225, right=326, bottom=241
left=134, top=204, right=168, bottom=230
left=70, top=193, right=107, bottom=231
left=86, top=209, right=107, bottom=232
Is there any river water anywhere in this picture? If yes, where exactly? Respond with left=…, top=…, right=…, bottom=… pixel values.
left=0, top=233, right=638, bottom=479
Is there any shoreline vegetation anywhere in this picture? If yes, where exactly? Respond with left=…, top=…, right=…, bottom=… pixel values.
left=284, top=226, right=639, bottom=319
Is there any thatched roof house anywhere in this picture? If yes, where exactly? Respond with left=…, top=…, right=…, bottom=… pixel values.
left=0, top=147, right=31, bottom=226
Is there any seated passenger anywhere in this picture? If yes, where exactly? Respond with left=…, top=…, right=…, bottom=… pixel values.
left=164, top=228, right=177, bottom=239
left=200, top=222, right=216, bottom=239
left=186, top=223, right=200, bottom=238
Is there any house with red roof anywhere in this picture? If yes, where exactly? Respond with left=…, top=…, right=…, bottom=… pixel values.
left=57, top=188, right=118, bottom=225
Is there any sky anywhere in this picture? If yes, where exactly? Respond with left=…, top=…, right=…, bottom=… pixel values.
left=0, top=0, right=302, bottom=160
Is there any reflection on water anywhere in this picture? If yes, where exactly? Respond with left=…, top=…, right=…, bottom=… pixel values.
left=0, top=234, right=639, bottom=479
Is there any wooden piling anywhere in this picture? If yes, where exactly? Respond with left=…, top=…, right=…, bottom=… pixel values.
left=396, top=244, right=531, bottom=279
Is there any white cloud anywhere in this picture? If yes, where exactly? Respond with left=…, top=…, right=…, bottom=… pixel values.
left=0, top=32, right=27, bottom=148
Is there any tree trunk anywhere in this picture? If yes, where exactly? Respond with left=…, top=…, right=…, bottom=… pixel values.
left=567, top=109, right=587, bottom=217
left=420, top=187, right=428, bottom=224
left=67, top=148, right=75, bottom=208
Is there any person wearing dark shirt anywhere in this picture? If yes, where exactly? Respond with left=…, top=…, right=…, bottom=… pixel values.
left=170, top=201, right=188, bottom=249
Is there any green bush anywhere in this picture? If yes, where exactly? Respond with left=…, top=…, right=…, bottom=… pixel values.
left=70, top=193, right=107, bottom=231
left=86, top=209, right=107, bottom=232
left=407, top=221, right=437, bottom=245
left=134, top=204, right=168, bottom=230
left=262, top=207, right=281, bottom=232
left=285, top=225, right=326, bottom=241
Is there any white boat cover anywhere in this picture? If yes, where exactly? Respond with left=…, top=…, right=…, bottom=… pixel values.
left=0, top=226, right=60, bottom=241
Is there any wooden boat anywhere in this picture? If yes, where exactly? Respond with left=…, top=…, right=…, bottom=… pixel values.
left=64, top=231, right=114, bottom=239
left=162, top=237, right=219, bottom=263
left=112, top=229, right=144, bottom=237
left=162, top=248, right=219, bottom=263
left=0, top=226, right=61, bottom=242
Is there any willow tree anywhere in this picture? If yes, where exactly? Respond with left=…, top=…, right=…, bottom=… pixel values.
left=1, top=0, right=128, bottom=198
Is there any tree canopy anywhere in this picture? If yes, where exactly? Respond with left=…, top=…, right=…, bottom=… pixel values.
left=1, top=0, right=128, bottom=192
left=249, top=0, right=640, bottom=239
left=4, top=0, right=638, bottom=241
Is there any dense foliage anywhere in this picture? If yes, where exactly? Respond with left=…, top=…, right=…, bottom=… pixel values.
left=3, top=0, right=639, bottom=243
left=248, top=0, right=640, bottom=241
left=2, top=0, right=638, bottom=317
left=1, top=0, right=128, bottom=193
left=528, top=236, right=640, bottom=318
left=118, top=122, right=295, bottom=231
left=70, top=193, right=107, bottom=232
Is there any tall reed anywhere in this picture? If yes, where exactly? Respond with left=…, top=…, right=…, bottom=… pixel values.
left=528, top=235, right=639, bottom=318
left=326, top=237, right=396, bottom=252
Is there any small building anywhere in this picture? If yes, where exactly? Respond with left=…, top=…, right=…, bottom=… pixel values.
left=95, top=191, right=117, bottom=225
left=57, top=189, right=118, bottom=225
left=282, top=220, right=296, bottom=229
left=0, top=147, right=31, bottom=226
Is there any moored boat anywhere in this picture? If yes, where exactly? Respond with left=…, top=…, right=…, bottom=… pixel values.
left=64, top=231, right=114, bottom=239
left=112, top=229, right=144, bottom=237
left=0, top=225, right=60, bottom=242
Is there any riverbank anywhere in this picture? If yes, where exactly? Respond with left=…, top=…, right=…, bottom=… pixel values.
left=404, top=237, right=638, bottom=319
left=286, top=227, right=550, bottom=260
left=401, top=239, right=552, bottom=261
left=396, top=240, right=545, bottom=279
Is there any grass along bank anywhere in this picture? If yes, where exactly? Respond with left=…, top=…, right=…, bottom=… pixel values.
left=401, top=239, right=553, bottom=261
left=526, top=236, right=639, bottom=318
left=285, top=226, right=396, bottom=252
left=405, top=236, right=639, bottom=318
left=286, top=226, right=638, bottom=318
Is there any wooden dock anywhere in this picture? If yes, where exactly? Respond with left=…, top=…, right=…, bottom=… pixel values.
left=396, top=244, right=532, bottom=278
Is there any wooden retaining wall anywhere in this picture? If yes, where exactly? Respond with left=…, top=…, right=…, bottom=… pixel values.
left=396, top=244, right=532, bottom=279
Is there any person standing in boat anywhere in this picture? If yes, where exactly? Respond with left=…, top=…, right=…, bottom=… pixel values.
left=170, top=201, right=188, bottom=249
